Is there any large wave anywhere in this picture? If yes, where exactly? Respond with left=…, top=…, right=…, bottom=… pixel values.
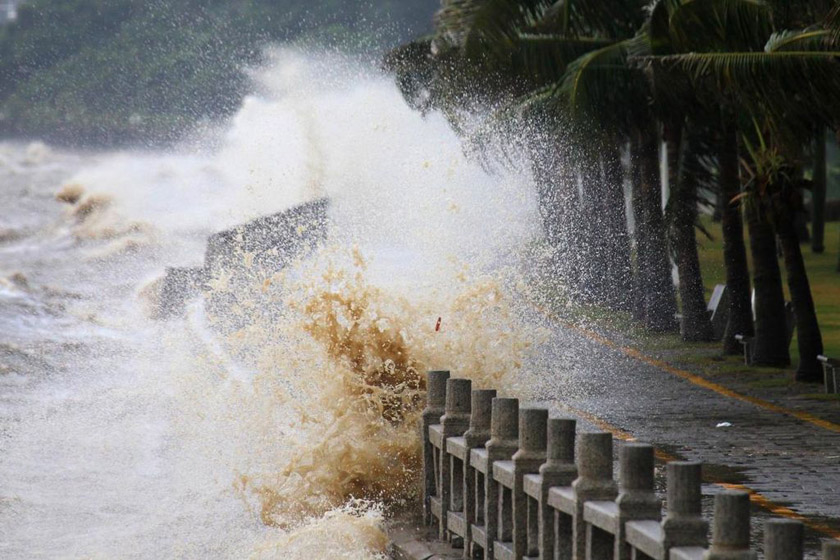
left=0, top=49, right=544, bottom=558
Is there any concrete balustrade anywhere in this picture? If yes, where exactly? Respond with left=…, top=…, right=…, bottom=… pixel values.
left=765, top=519, right=803, bottom=560
left=824, top=541, right=840, bottom=560
left=492, top=407, right=549, bottom=560
left=421, top=370, right=825, bottom=560
left=702, top=490, right=755, bottom=560
left=422, top=370, right=449, bottom=525
left=570, top=432, right=619, bottom=560
left=471, top=397, right=520, bottom=559
left=429, top=377, right=473, bottom=539
left=582, top=442, right=661, bottom=560
left=524, top=418, right=578, bottom=560
left=446, top=388, right=497, bottom=556
left=626, top=462, right=707, bottom=560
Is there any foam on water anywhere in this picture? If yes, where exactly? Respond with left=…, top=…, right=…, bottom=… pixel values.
left=0, top=49, right=543, bottom=558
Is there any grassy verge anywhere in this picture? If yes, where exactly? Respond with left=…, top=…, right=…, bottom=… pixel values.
left=696, top=217, right=840, bottom=360
left=537, top=220, right=840, bottom=421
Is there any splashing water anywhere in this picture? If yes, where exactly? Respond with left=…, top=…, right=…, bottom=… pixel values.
left=0, top=50, right=543, bottom=558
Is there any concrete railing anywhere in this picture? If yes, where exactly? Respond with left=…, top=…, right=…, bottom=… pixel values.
left=422, top=371, right=840, bottom=560
left=817, top=355, right=839, bottom=394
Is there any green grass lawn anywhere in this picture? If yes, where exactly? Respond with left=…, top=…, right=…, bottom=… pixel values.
left=697, top=218, right=840, bottom=359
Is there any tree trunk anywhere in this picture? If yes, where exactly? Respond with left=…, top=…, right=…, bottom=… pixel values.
left=630, top=138, right=646, bottom=323
left=671, top=125, right=714, bottom=342
left=812, top=126, right=827, bottom=254
left=774, top=187, right=824, bottom=382
left=560, top=148, right=584, bottom=294
left=635, top=126, right=678, bottom=332
left=746, top=200, right=791, bottom=367
left=532, top=138, right=581, bottom=293
left=577, top=151, right=604, bottom=304
left=719, top=122, right=753, bottom=355
left=601, top=139, right=633, bottom=311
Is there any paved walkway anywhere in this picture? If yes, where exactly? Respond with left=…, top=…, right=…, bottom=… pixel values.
left=386, top=311, right=840, bottom=559
left=524, top=314, right=840, bottom=538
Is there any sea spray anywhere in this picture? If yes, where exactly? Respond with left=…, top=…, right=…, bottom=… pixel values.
left=0, top=49, right=544, bottom=558
left=199, top=243, right=539, bottom=531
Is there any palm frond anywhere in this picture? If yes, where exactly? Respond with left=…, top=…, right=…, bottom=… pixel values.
left=667, top=0, right=773, bottom=52
left=826, top=0, right=840, bottom=47
left=647, top=0, right=682, bottom=55
left=535, top=0, right=648, bottom=38
left=765, top=0, right=835, bottom=30
left=514, top=33, right=614, bottom=85
left=435, top=0, right=553, bottom=59
left=652, top=50, right=840, bottom=131
left=558, top=39, right=652, bottom=133
left=766, top=28, right=831, bottom=52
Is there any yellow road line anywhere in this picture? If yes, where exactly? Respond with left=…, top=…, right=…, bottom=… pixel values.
left=556, top=401, right=840, bottom=540
left=556, top=319, right=840, bottom=435
left=720, top=483, right=840, bottom=540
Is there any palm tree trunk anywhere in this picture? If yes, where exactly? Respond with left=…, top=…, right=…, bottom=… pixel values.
left=560, top=148, right=584, bottom=294
left=635, top=126, right=678, bottom=332
left=774, top=186, right=824, bottom=382
left=812, top=126, right=827, bottom=254
left=577, top=152, right=604, bottom=304
left=746, top=200, right=791, bottom=367
left=533, top=138, right=581, bottom=293
left=601, top=139, right=633, bottom=311
left=671, top=125, right=714, bottom=342
left=720, top=123, right=753, bottom=355
left=630, top=138, right=646, bottom=323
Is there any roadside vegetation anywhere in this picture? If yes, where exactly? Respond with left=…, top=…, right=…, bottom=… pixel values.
left=386, top=0, right=840, bottom=385
left=0, top=0, right=436, bottom=145
left=699, top=219, right=840, bottom=359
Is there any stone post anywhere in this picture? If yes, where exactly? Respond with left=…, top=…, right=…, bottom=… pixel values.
left=484, top=397, right=519, bottom=560
left=615, top=443, right=661, bottom=560
left=423, top=370, right=449, bottom=525
left=703, top=491, right=756, bottom=560
left=462, top=389, right=496, bottom=560
left=510, top=408, right=549, bottom=559
left=439, top=378, right=472, bottom=539
left=823, top=540, right=840, bottom=560
left=572, top=432, right=618, bottom=560
left=540, top=418, right=578, bottom=560
left=662, top=462, right=708, bottom=551
left=764, top=519, right=803, bottom=560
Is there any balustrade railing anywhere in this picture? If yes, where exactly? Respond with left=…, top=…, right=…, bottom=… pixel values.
left=420, top=370, right=839, bottom=560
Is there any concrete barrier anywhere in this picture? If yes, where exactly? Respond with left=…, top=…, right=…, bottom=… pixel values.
left=420, top=370, right=832, bottom=560
left=157, top=198, right=329, bottom=318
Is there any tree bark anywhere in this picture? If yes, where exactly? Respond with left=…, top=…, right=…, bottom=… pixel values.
left=774, top=187, right=825, bottom=382
left=532, top=137, right=581, bottom=293
left=630, top=138, right=646, bottom=323
left=746, top=200, right=791, bottom=367
left=577, top=150, right=603, bottom=304
left=812, top=126, right=827, bottom=254
left=671, top=125, right=715, bottom=341
left=635, top=126, right=678, bottom=332
left=601, top=139, right=633, bottom=311
left=719, top=122, right=754, bottom=355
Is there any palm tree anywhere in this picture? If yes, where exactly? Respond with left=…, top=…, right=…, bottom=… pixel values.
left=640, top=3, right=839, bottom=379
left=388, top=0, right=648, bottom=316
left=386, top=0, right=836, bottom=379
left=639, top=0, right=781, bottom=347
left=523, top=22, right=679, bottom=330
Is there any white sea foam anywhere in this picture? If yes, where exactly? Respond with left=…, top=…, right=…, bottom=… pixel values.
left=0, top=49, right=542, bottom=558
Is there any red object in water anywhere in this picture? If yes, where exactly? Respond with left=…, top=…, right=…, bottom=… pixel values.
left=435, top=317, right=442, bottom=332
